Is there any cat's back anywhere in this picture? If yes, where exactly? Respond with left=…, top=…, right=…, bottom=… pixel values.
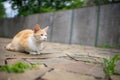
left=9, top=29, right=33, bottom=51
left=14, top=29, right=33, bottom=39
left=12, top=29, right=33, bottom=44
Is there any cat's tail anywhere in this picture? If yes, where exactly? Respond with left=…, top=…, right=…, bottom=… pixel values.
left=5, top=43, right=15, bottom=51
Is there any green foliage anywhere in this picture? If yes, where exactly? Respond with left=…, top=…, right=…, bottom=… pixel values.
left=85, top=0, right=120, bottom=6
left=0, top=62, right=32, bottom=73
left=40, top=8, right=55, bottom=13
left=9, top=0, right=85, bottom=16
left=103, top=55, right=120, bottom=75
left=1, top=0, right=120, bottom=17
left=0, top=1, right=6, bottom=18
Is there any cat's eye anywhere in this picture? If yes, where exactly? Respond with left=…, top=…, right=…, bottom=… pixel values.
left=41, top=34, right=43, bottom=36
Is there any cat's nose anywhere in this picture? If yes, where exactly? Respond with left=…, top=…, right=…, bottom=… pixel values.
left=44, top=38, right=47, bottom=40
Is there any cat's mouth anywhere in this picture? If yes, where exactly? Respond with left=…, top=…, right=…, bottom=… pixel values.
left=35, top=38, right=47, bottom=41
left=39, top=39, right=47, bottom=42
left=42, top=38, right=47, bottom=41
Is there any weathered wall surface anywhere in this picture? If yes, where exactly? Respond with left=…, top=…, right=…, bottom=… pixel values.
left=0, top=17, right=26, bottom=37
left=71, top=7, right=97, bottom=46
left=98, top=3, right=120, bottom=46
left=51, top=10, right=72, bottom=43
left=0, top=3, right=120, bottom=46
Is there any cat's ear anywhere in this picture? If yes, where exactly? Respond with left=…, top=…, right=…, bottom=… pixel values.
left=43, top=26, right=49, bottom=32
left=34, top=24, right=41, bottom=33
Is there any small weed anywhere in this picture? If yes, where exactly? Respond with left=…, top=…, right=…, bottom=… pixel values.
left=103, top=55, right=120, bottom=80
left=0, top=62, right=32, bottom=73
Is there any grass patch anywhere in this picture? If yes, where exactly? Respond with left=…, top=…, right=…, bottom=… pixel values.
left=103, top=55, right=120, bottom=75
left=103, top=55, right=120, bottom=80
left=0, top=62, right=33, bottom=73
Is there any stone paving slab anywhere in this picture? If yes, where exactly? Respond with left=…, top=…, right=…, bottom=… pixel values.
left=111, top=75, right=120, bottom=80
left=41, top=69, right=96, bottom=80
left=0, top=66, right=52, bottom=80
left=0, top=38, right=120, bottom=80
left=24, top=58, right=105, bottom=78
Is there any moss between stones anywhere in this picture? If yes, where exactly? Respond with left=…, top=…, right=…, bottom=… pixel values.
left=0, top=62, right=33, bottom=73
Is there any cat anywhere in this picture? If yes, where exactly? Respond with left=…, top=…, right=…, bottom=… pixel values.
left=6, top=24, right=49, bottom=55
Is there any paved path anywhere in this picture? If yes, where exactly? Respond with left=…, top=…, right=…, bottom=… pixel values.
left=0, top=38, right=120, bottom=80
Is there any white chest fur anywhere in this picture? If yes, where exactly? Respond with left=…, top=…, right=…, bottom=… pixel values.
left=27, top=36, right=42, bottom=54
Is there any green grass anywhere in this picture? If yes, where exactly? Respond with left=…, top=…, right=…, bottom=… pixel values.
left=0, top=62, right=33, bottom=73
left=103, top=55, right=120, bottom=80
left=103, top=55, right=120, bottom=75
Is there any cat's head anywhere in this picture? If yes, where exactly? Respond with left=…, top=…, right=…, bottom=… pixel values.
left=33, top=24, right=49, bottom=42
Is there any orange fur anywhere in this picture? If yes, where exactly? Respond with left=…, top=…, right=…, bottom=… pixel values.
left=6, top=24, right=49, bottom=54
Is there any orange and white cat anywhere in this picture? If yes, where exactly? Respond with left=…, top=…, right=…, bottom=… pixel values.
left=6, top=24, right=49, bottom=55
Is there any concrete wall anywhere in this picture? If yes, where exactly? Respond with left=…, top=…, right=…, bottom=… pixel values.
left=51, top=10, right=72, bottom=43
left=71, top=7, right=97, bottom=46
left=0, top=17, right=26, bottom=37
left=98, top=3, right=120, bottom=46
left=0, top=3, right=120, bottom=46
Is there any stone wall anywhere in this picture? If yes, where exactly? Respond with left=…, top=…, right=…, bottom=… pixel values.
left=0, top=3, right=120, bottom=46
